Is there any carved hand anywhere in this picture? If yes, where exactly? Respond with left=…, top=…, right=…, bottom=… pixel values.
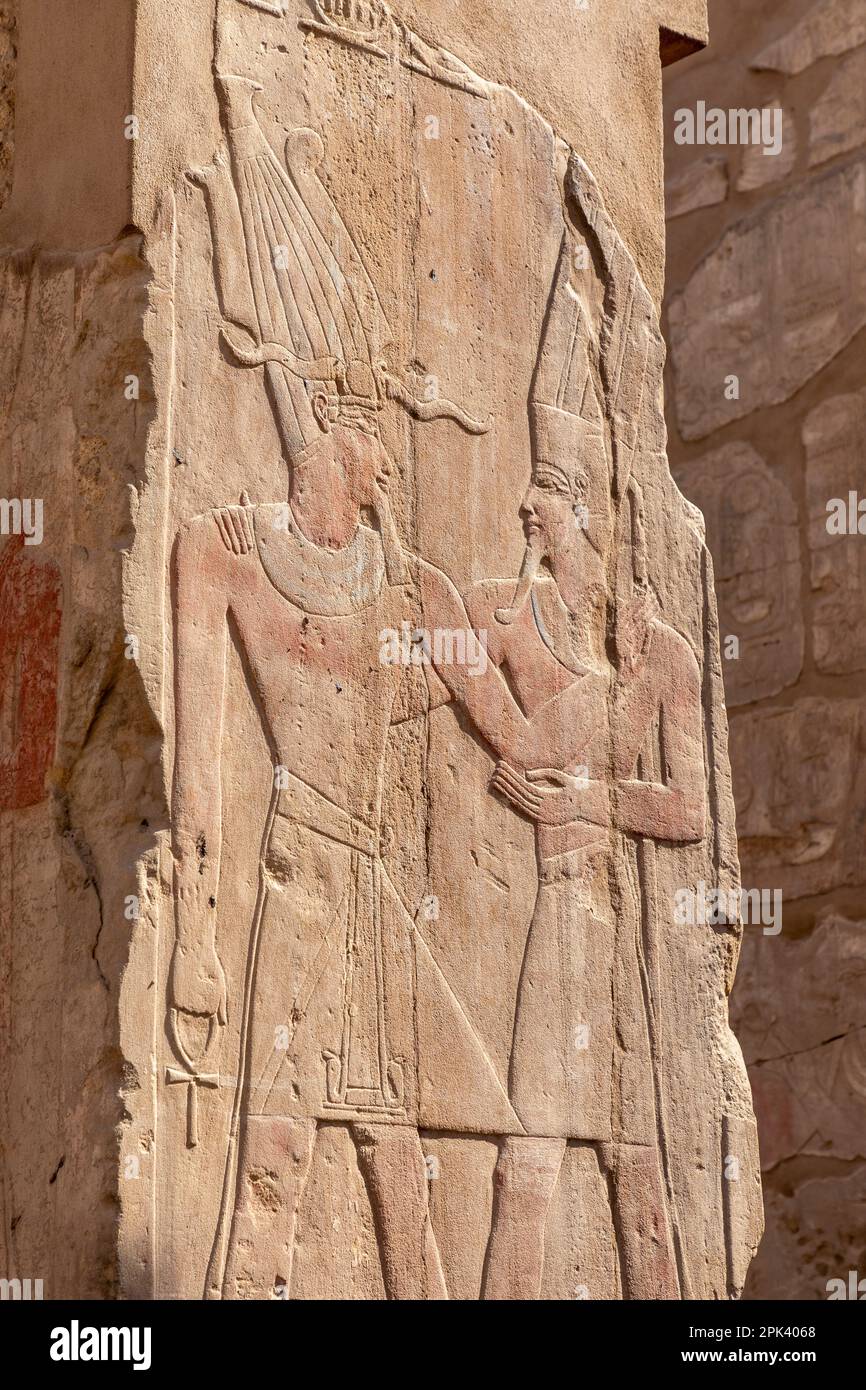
left=169, top=939, right=228, bottom=1026
left=491, top=761, right=611, bottom=829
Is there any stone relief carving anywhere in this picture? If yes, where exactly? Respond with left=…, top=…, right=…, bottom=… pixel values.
left=470, top=224, right=707, bottom=1300
left=160, top=0, right=760, bottom=1300
left=674, top=444, right=803, bottom=706
left=173, top=59, right=527, bottom=1301
left=300, top=0, right=490, bottom=95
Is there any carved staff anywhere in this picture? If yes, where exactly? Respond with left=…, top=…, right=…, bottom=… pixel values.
left=567, top=151, right=692, bottom=1296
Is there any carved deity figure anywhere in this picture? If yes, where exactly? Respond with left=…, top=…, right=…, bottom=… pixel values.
left=169, top=32, right=739, bottom=1295
left=467, top=189, right=706, bottom=1299
left=170, top=72, right=532, bottom=1300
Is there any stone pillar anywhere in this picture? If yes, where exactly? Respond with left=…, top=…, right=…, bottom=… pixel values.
left=1, top=0, right=761, bottom=1300
left=664, top=0, right=866, bottom=1302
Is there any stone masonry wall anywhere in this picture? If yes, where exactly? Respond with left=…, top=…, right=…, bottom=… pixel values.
left=663, top=0, right=866, bottom=1300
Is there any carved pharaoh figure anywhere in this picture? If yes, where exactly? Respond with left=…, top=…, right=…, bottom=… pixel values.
left=467, top=166, right=709, bottom=1298
left=170, top=71, right=533, bottom=1300
left=167, top=3, right=760, bottom=1295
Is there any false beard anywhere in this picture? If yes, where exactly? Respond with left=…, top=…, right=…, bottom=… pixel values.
left=495, top=531, right=545, bottom=625
left=370, top=486, right=409, bottom=587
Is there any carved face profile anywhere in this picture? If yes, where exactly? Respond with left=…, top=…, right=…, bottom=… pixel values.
left=307, top=387, right=391, bottom=511
left=496, top=230, right=614, bottom=626
left=529, top=234, right=613, bottom=566
left=519, top=468, right=592, bottom=571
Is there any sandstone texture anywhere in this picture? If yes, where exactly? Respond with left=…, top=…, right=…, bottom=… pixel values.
left=666, top=153, right=728, bottom=219
left=668, top=158, right=866, bottom=440
left=0, top=2, right=13, bottom=208
left=753, top=0, right=866, bottom=76
left=673, top=443, right=803, bottom=707
left=1, top=0, right=761, bottom=1300
left=736, top=98, right=796, bottom=191
left=809, top=45, right=866, bottom=167
left=805, top=388, right=866, bottom=675
left=664, top=0, right=866, bottom=1300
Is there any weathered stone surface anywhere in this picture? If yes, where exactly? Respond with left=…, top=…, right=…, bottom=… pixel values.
left=736, top=902, right=866, bottom=1303
left=673, top=444, right=803, bottom=706
left=665, top=0, right=866, bottom=1308
left=736, top=101, right=797, bottom=191
left=666, top=153, right=728, bottom=219
left=753, top=0, right=866, bottom=77
left=747, top=1166, right=866, bottom=1301
left=809, top=45, right=866, bottom=168
left=805, top=387, right=866, bottom=675
left=0, top=238, right=155, bottom=1298
left=2, top=0, right=760, bottom=1302
left=729, top=699, right=866, bottom=902
left=0, top=2, right=14, bottom=209
left=669, top=157, right=866, bottom=439
left=732, top=916, right=866, bottom=1170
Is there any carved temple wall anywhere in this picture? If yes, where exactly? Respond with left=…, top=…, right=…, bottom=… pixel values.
left=1, top=0, right=764, bottom=1300
left=664, top=0, right=866, bottom=1301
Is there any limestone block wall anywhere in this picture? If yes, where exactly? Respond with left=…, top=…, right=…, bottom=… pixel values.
left=663, top=0, right=866, bottom=1301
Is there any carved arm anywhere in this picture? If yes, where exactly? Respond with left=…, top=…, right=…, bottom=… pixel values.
left=614, top=634, right=706, bottom=844
left=170, top=516, right=231, bottom=1023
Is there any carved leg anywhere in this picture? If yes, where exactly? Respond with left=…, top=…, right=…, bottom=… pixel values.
left=222, top=1114, right=316, bottom=1300
left=602, top=1142, right=680, bottom=1299
left=352, top=1123, right=448, bottom=1301
left=482, top=1136, right=566, bottom=1300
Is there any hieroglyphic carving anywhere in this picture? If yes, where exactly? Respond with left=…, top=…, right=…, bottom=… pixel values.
left=674, top=444, right=803, bottom=706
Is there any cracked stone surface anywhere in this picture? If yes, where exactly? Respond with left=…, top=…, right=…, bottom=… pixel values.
left=731, top=914, right=866, bottom=1302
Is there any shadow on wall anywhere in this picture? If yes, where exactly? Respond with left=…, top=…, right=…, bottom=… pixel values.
left=663, top=0, right=866, bottom=1303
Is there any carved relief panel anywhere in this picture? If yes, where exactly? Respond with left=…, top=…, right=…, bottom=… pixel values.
left=142, top=0, right=761, bottom=1300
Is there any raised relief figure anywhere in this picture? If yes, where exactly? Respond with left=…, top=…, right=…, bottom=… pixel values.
left=171, top=72, right=530, bottom=1300
left=467, top=168, right=707, bottom=1299
left=168, top=1, right=758, bottom=1295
